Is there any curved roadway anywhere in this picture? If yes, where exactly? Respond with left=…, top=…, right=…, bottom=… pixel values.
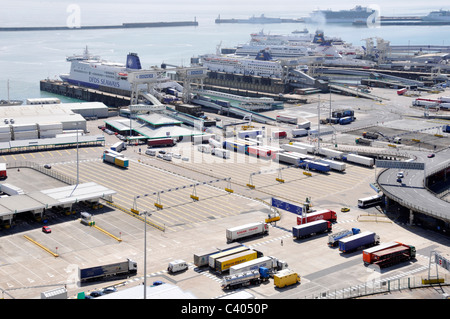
left=377, top=148, right=450, bottom=223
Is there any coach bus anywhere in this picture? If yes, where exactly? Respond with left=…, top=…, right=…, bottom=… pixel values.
left=358, top=194, right=383, bottom=208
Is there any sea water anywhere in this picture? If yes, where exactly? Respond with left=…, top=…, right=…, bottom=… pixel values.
left=1, top=0, right=450, bottom=101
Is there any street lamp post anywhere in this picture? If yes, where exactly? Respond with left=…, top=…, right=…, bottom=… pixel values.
left=143, top=211, right=151, bottom=299
left=69, top=121, right=80, bottom=197
left=76, top=122, right=79, bottom=185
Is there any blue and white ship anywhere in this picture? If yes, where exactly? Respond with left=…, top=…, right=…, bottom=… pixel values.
left=59, top=47, right=144, bottom=92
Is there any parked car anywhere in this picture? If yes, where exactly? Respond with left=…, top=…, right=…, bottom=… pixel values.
left=102, top=287, right=117, bottom=295
left=428, top=153, right=435, bottom=158
left=89, top=290, right=104, bottom=298
left=42, top=226, right=51, bottom=233
left=44, top=164, right=51, bottom=169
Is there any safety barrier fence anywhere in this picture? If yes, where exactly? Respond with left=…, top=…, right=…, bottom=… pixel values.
left=104, top=200, right=165, bottom=232
left=7, top=161, right=77, bottom=185
left=305, top=274, right=449, bottom=299
left=23, top=235, right=59, bottom=257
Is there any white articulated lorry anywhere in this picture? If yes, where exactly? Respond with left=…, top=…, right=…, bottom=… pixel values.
left=226, top=222, right=269, bottom=243
left=229, top=256, right=288, bottom=275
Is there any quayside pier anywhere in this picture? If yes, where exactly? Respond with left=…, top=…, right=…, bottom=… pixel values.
left=40, top=80, right=130, bottom=107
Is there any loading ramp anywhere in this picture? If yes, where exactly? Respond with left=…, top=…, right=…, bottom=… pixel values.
left=329, top=83, right=387, bottom=102
left=191, top=98, right=275, bottom=124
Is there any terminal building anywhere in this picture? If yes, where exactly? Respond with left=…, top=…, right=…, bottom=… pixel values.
left=104, top=113, right=206, bottom=142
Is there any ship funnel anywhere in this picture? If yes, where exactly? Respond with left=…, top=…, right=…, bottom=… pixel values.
left=126, top=53, right=142, bottom=69
left=255, top=49, right=273, bottom=61
left=312, top=30, right=331, bottom=46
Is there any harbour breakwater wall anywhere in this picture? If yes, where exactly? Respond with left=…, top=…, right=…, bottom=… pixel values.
left=0, top=21, right=198, bottom=32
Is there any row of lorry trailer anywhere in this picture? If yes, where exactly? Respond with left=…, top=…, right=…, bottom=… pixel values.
left=204, top=137, right=374, bottom=170
left=277, top=113, right=356, bottom=126
left=193, top=241, right=300, bottom=290
left=291, top=214, right=416, bottom=268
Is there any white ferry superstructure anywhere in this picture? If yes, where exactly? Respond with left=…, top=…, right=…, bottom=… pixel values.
left=235, top=43, right=311, bottom=58
left=59, top=47, right=149, bottom=91
left=200, top=50, right=290, bottom=78
left=246, top=29, right=364, bottom=59
left=250, top=29, right=343, bottom=45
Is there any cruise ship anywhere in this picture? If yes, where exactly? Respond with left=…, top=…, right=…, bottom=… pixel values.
left=307, top=5, right=375, bottom=23
left=59, top=47, right=147, bottom=92
left=422, top=9, right=450, bottom=22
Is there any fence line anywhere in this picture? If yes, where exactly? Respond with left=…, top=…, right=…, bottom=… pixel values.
left=305, top=274, right=449, bottom=299
left=7, top=161, right=77, bottom=185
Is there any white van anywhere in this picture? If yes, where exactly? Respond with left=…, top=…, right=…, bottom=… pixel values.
left=197, top=144, right=211, bottom=153
left=167, top=260, right=188, bottom=273
left=163, top=154, right=172, bottom=161
left=212, top=148, right=230, bottom=159
left=145, top=149, right=156, bottom=156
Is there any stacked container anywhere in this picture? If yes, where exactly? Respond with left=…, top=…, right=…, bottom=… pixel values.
left=38, top=122, right=63, bottom=139
left=12, top=123, right=38, bottom=140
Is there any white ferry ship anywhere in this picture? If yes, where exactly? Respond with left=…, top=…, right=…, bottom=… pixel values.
left=246, top=30, right=364, bottom=59
left=200, top=50, right=298, bottom=78
left=235, top=43, right=310, bottom=58
left=250, top=29, right=343, bottom=45
left=59, top=47, right=145, bottom=92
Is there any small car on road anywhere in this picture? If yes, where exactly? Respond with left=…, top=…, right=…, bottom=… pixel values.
left=42, top=226, right=51, bottom=233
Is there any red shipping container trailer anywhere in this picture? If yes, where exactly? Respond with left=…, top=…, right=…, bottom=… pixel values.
left=396, top=88, right=407, bottom=95
left=362, top=241, right=402, bottom=265
left=371, top=244, right=416, bottom=268
left=0, top=163, right=6, bottom=179
left=247, top=146, right=272, bottom=159
left=147, top=138, right=176, bottom=148
left=297, top=209, right=337, bottom=225
left=272, top=131, right=287, bottom=139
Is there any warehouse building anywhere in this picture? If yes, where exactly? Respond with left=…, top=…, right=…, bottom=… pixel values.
left=0, top=102, right=109, bottom=152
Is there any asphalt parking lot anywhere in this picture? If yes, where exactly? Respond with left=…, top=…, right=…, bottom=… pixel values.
left=0, top=87, right=449, bottom=299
